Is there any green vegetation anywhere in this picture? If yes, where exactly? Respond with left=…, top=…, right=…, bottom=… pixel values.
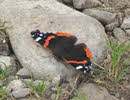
left=0, top=79, right=11, bottom=100
left=0, top=84, right=8, bottom=100
left=93, top=36, right=130, bottom=82
left=20, top=76, right=46, bottom=93
left=53, top=83, right=62, bottom=100
left=0, top=61, right=10, bottom=80
left=70, top=90, right=87, bottom=100
left=0, top=23, right=10, bottom=30
left=0, top=23, right=10, bottom=36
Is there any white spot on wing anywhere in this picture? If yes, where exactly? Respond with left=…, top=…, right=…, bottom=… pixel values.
left=40, top=34, right=43, bottom=36
left=76, top=66, right=83, bottom=70
left=32, top=35, right=35, bottom=37
left=84, top=70, right=86, bottom=73
left=85, top=66, right=88, bottom=69
left=35, top=37, right=42, bottom=41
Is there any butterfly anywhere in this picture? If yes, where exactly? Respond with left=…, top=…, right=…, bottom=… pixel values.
left=31, top=30, right=93, bottom=74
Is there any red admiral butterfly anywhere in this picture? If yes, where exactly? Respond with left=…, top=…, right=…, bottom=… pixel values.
left=31, top=30, right=93, bottom=74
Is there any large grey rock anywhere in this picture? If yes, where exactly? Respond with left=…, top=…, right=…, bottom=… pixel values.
left=79, top=83, right=119, bottom=100
left=83, top=9, right=113, bottom=25
left=0, top=0, right=106, bottom=80
left=73, top=0, right=102, bottom=9
left=121, top=18, right=130, bottom=29
left=12, top=88, right=30, bottom=99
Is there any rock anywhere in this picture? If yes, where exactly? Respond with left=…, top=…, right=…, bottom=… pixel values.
left=16, top=97, right=29, bottom=100
left=79, top=83, right=119, bottom=100
left=16, top=68, right=31, bottom=78
left=125, top=8, right=130, bottom=17
left=6, top=80, right=26, bottom=93
left=121, top=18, right=130, bottom=29
left=63, top=0, right=72, bottom=4
left=51, top=87, right=57, bottom=92
left=0, top=32, right=10, bottom=56
left=0, top=56, right=16, bottom=76
left=73, top=0, right=102, bottom=9
left=83, top=9, right=113, bottom=25
left=0, top=80, right=4, bottom=86
left=0, top=0, right=106, bottom=80
left=126, top=29, right=130, bottom=36
left=105, top=21, right=119, bottom=31
left=33, top=80, right=43, bottom=85
left=100, top=0, right=118, bottom=4
left=23, top=79, right=32, bottom=84
left=51, top=94, right=56, bottom=100
left=113, top=28, right=128, bottom=42
left=12, top=88, right=30, bottom=99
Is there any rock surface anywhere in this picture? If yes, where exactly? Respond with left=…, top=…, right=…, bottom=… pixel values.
left=113, top=28, right=128, bottom=42
left=83, top=9, right=113, bottom=25
left=6, top=80, right=26, bottom=93
left=12, top=88, right=30, bottom=99
left=0, top=80, right=4, bottom=86
left=126, top=29, right=130, bottom=36
left=121, top=18, right=130, bottom=29
left=105, top=22, right=119, bottom=31
left=63, top=0, right=72, bottom=4
left=79, top=83, right=119, bottom=100
left=0, top=0, right=106, bottom=80
left=16, top=68, right=31, bottom=78
left=73, top=0, right=102, bottom=9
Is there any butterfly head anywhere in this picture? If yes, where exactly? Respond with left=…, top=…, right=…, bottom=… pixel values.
left=31, top=30, right=50, bottom=45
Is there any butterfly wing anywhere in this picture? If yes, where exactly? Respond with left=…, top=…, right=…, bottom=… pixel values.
left=61, top=43, right=93, bottom=74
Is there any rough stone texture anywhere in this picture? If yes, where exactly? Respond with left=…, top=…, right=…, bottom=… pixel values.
left=73, top=0, right=102, bottom=9
left=105, top=21, right=119, bottom=31
left=16, top=68, right=31, bottom=78
left=16, top=98, right=29, bottom=100
left=12, top=88, right=30, bottom=99
left=6, top=80, right=26, bottom=93
left=33, top=80, right=43, bottom=85
left=0, top=56, right=16, bottom=75
left=0, top=80, right=4, bottom=86
left=51, top=94, right=56, bottom=100
left=23, top=79, right=31, bottom=84
left=125, top=8, right=130, bottom=17
left=79, top=83, right=119, bottom=100
left=0, top=0, right=106, bottom=80
left=113, top=28, right=128, bottom=42
left=83, top=9, right=113, bottom=25
left=63, top=0, right=72, bottom=4
left=57, top=0, right=63, bottom=3
left=126, top=29, right=130, bottom=36
left=121, top=18, right=130, bottom=29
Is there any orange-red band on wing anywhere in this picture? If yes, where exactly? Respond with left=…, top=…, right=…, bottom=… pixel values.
left=56, top=32, right=72, bottom=37
left=62, top=57, right=88, bottom=64
left=83, top=45, right=92, bottom=60
left=44, top=36, right=55, bottom=47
